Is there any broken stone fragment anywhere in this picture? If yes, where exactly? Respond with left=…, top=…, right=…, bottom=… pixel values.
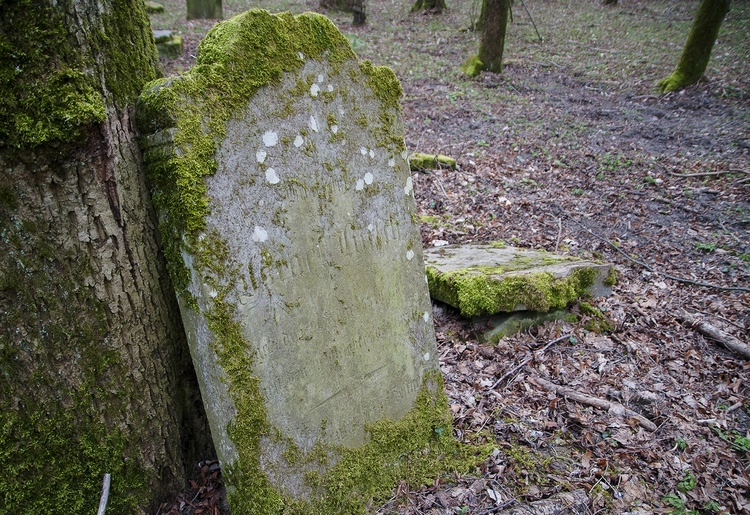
left=152, top=30, right=182, bottom=58
left=425, top=243, right=614, bottom=318
left=144, top=1, right=165, bottom=13
left=409, top=152, right=457, bottom=170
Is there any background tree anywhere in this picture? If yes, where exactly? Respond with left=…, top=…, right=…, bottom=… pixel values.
left=187, top=0, right=223, bottom=19
left=320, top=0, right=366, bottom=25
left=0, top=0, right=212, bottom=512
left=462, top=0, right=511, bottom=77
left=412, top=0, right=446, bottom=14
left=658, top=0, right=731, bottom=92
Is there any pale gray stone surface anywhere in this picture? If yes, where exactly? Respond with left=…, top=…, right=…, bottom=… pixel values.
left=209, top=55, right=437, bottom=454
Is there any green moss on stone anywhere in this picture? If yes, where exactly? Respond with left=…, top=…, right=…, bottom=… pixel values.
left=427, top=265, right=598, bottom=318
left=461, top=55, right=485, bottom=78
left=409, top=152, right=457, bottom=171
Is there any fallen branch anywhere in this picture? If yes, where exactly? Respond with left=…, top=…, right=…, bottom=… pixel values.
left=97, top=473, right=111, bottom=515
left=668, top=168, right=749, bottom=178
left=531, top=376, right=658, bottom=431
left=676, top=311, right=750, bottom=360
left=497, top=489, right=588, bottom=515
left=488, top=334, right=571, bottom=391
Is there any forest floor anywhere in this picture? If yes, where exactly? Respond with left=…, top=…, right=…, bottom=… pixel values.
left=151, top=0, right=749, bottom=513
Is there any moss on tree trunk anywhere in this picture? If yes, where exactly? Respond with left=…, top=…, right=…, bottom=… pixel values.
left=0, top=0, right=213, bottom=512
left=462, top=0, right=510, bottom=77
left=658, top=0, right=730, bottom=92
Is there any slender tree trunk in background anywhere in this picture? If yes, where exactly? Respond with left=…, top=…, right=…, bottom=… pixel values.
left=0, top=0, right=212, bottom=513
left=658, top=0, right=730, bottom=92
left=478, top=0, right=511, bottom=73
left=187, top=0, right=223, bottom=20
left=352, top=0, right=367, bottom=25
left=411, top=0, right=446, bottom=14
left=463, top=0, right=510, bottom=76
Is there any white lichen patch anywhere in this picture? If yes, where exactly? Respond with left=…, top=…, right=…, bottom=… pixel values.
left=310, top=83, right=320, bottom=97
left=256, top=149, right=267, bottom=164
left=331, top=125, right=338, bottom=134
left=423, top=352, right=430, bottom=361
left=369, top=149, right=375, bottom=159
left=327, top=84, right=334, bottom=92
left=364, top=172, right=374, bottom=185
left=360, top=147, right=367, bottom=156
left=317, top=74, right=324, bottom=82
left=355, top=179, right=365, bottom=191
left=401, top=150, right=408, bottom=160
left=406, top=250, right=415, bottom=261
left=209, top=289, right=218, bottom=299
left=309, top=116, right=318, bottom=132
left=404, top=176, right=413, bottom=195
left=263, top=131, right=278, bottom=147
left=266, top=168, right=280, bottom=184
left=252, top=226, right=269, bottom=242
left=294, top=135, right=304, bottom=148
left=388, top=157, right=395, bottom=167
left=297, top=51, right=305, bottom=60
left=423, top=312, right=430, bottom=323
left=367, top=223, right=375, bottom=232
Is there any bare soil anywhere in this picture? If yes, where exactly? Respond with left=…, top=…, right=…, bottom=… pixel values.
left=151, top=0, right=749, bottom=513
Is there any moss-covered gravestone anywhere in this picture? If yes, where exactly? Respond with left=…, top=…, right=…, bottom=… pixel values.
left=138, top=10, right=466, bottom=513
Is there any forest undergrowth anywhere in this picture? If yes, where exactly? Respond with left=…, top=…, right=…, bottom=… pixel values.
left=151, top=0, right=749, bottom=513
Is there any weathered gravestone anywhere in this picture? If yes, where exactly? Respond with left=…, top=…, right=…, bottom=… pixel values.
left=138, top=10, right=466, bottom=513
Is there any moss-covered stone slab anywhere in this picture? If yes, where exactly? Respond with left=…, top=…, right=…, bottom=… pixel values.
left=137, top=10, right=477, bottom=513
left=408, top=152, right=457, bottom=171
left=144, top=1, right=165, bottom=13
left=425, top=244, right=614, bottom=318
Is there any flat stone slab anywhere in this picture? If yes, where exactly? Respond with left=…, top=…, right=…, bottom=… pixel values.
left=424, top=244, right=614, bottom=318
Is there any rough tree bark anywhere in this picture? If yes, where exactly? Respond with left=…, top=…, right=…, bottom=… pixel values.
left=658, top=0, right=731, bottom=92
left=412, top=0, right=446, bottom=14
left=0, top=0, right=212, bottom=513
left=462, top=0, right=511, bottom=76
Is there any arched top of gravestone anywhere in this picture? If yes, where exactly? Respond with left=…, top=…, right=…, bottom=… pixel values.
left=137, top=9, right=404, bottom=298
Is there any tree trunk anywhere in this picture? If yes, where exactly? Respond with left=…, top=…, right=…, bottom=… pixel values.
left=352, top=0, right=367, bottom=25
left=411, top=0, right=446, bottom=13
left=478, top=0, right=510, bottom=73
left=462, top=0, right=510, bottom=76
left=187, top=0, right=223, bottom=20
left=658, top=0, right=730, bottom=92
left=0, top=0, right=212, bottom=513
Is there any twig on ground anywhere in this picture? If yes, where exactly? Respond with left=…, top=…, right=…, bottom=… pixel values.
left=488, top=334, right=571, bottom=392
left=676, top=311, right=750, bottom=360
left=554, top=204, right=750, bottom=293
left=531, top=376, right=658, bottom=431
left=669, top=169, right=749, bottom=178
left=97, top=473, right=111, bottom=515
